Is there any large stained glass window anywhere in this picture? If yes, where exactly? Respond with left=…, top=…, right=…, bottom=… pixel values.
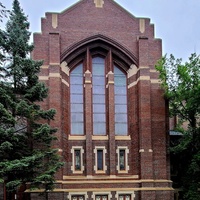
left=92, top=57, right=106, bottom=135
left=70, top=64, right=84, bottom=135
left=114, top=66, right=128, bottom=135
left=70, top=58, right=128, bottom=136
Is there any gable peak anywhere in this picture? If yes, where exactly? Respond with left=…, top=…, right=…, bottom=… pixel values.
left=94, top=0, right=104, bottom=8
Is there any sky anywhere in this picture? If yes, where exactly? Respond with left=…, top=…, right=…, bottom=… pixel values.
left=1, top=0, right=200, bottom=61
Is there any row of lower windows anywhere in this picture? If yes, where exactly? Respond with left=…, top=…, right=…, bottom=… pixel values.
left=68, top=192, right=135, bottom=200
left=72, top=195, right=130, bottom=200
left=71, top=146, right=129, bottom=174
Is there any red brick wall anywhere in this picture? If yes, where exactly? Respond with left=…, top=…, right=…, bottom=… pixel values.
left=32, top=0, right=173, bottom=199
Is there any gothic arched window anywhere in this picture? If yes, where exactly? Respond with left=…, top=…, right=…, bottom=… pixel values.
left=70, top=64, right=84, bottom=135
left=70, top=56, right=128, bottom=136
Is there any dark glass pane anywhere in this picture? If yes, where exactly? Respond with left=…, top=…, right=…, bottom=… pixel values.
left=97, top=150, right=103, bottom=170
left=115, top=114, right=127, bottom=123
left=115, top=95, right=127, bottom=104
left=115, top=105, right=127, bottom=113
left=71, top=94, right=83, bottom=103
left=119, top=149, right=125, bottom=170
left=93, top=94, right=105, bottom=104
left=115, top=123, right=127, bottom=135
left=93, top=104, right=106, bottom=113
left=75, top=150, right=81, bottom=170
left=93, top=113, right=106, bottom=122
left=71, top=123, right=84, bottom=135
left=71, top=104, right=83, bottom=112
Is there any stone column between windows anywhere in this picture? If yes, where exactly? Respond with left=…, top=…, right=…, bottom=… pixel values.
left=107, top=69, right=116, bottom=176
left=138, top=37, right=154, bottom=183
left=48, top=32, right=61, bottom=147
left=84, top=69, right=93, bottom=176
left=48, top=32, right=63, bottom=180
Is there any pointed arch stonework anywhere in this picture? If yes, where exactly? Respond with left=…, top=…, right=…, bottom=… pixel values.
left=61, top=34, right=138, bottom=70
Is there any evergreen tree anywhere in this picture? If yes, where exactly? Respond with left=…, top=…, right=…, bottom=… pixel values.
left=0, top=2, right=9, bottom=22
left=0, top=2, right=9, bottom=64
left=156, top=53, right=200, bottom=200
left=0, top=0, right=63, bottom=199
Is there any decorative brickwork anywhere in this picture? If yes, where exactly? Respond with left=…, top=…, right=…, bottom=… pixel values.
left=29, top=0, right=173, bottom=199
left=94, top=0, right=104, bottom=8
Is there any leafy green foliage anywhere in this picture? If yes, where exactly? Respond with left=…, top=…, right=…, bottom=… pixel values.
left=0, top=0, right=63, bottom=197
left=156, top=53, right=200, bottom=199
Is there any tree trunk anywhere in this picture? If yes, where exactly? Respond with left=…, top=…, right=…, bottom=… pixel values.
left=45, top=192, right=48, bottom=200
left=6, top=191, right=13, bottom=200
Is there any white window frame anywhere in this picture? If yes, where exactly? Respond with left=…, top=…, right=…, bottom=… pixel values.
left=116, top=146, right=129, bottom=173
left=115, top=191, right=135, bottom=200
left=71, top=146, right=84, bottom=174
left=68, top=192, right=88, bottom=200
left=92, top=191, right=112, bottom=200
left=94, top=146, right=107, bottom=173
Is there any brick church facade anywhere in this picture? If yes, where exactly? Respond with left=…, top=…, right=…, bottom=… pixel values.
left=31, top=0, right=173, bottom=199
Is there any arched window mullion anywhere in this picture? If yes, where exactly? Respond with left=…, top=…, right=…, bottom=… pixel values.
left=92, top=57, right=106, bottom=135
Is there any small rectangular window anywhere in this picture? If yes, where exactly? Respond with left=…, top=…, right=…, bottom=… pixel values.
left=71, top=146, right=84, bottom=174
left=97, top=150, right=103, bottom=170
left=72, top=195, right=85, bottom=200
left=116, top=147, right=129, bottom=173
left=119, top=149, right=125, bottom=170
left=94, top=146, right=107, bottom=173
left=75, top=149, right=81, bottom=170
left=96, top=195, right=108, bottom=200
left=119, top=195, right=131, bottom=200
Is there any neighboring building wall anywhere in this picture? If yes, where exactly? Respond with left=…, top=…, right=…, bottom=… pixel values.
left=31, top=0, right=173, bottom=199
